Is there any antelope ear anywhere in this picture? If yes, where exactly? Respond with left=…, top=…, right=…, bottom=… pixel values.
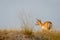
left=36, top=18, right=39, bottom=20
left=36, top=18, right=41, bottom=21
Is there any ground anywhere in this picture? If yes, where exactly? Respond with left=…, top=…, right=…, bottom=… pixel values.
left=0, top=29, right=60, bottom=40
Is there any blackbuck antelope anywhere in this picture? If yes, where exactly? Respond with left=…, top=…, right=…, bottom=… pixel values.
left=35, top=19, right=52, bottom=31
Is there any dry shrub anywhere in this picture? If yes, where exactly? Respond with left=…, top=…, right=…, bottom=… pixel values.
left=20, top=25, right=33, bottom=35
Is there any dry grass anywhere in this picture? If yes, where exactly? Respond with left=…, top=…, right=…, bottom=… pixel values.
left=0, top=28, right=60, bottom=40
left=20, top=27, right=33, bottom=35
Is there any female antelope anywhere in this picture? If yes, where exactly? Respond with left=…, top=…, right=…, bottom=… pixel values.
left=35, top=19, right=52, bottom=31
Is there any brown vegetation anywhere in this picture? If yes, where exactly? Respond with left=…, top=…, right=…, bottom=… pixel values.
left=0, top=28, right=60, bottom=40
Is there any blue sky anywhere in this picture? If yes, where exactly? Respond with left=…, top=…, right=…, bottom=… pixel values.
left=0, top=0, right=60, bottom=30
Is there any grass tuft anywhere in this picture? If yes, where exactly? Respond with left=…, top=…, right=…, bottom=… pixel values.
left=20, top=25, right=33, bottom=35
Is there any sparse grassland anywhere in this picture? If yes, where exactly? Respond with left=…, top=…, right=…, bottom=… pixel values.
left=0, top=12, right=60, bottom=40
left=0, top=28, right=60, bottom=40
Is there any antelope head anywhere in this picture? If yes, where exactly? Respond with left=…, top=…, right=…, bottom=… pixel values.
left=35, top=19, right=42, bottom=25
